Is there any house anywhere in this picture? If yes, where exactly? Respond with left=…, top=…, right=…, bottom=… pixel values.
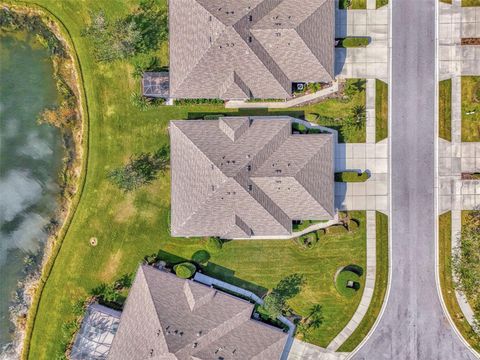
left=168, top=0, right=335, bottom=100
left=107, top=265, right=288, bottom=360
left=169, top=116, right=335, bottom=238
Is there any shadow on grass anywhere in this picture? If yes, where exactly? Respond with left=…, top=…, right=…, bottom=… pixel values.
left=187, top=108, right=305, bottom=120
left=153, top=250, right=268, bottom=298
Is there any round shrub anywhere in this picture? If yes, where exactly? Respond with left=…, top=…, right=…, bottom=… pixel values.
left=335, top=269, right=361, bottom=298
left=174, top=262, right=196, bottom=279
left=192, top=250, right=210, bottom=265
left=206, top=237, right=223, bottom=253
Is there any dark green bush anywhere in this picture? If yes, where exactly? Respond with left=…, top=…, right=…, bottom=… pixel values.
left=335, top=171, right=369, bottom=182
left=174, top=98, right=224, bottom=106
left=174, top=262, right=196, bottom=279
left=206, top=237, right=223, bottom=253
left=292, top=122, right=307, bottom=133
left=337, top=37, right=370, bottom=48
left=191, top=250, right=210, bottom=265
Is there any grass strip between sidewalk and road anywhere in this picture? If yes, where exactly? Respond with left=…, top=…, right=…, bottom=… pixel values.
left=337, top=211, right=389, bottom=352
left=438, top=212, right=480, bottom=353
left=461, top=76, right=480, bottom=142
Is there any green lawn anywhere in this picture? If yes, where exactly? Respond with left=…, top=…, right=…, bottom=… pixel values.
left=441, top=0, right=453, bottom=4
left=461, top=76, right=480, bottom=142
left=462, top=0, right=480, bottom=6
left=439, top=79, right=452, bottom=141
left=438, top=212, right=480, bottom=352
left=338, top=211, right=389, bottom=352
left=376, top=0, right=389, bottom=8
left=339, top=0, right=367, bottom=9
left=375, top=80, right=388, bottom=142
left=16, top=1, right=368, bottom=359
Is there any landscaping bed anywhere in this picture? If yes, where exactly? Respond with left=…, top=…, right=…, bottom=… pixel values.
left=339, top=0, right=367, bottom=9
left=462, top=0, right=480, bottom=6
left=461, top=38, right=480, bottom=45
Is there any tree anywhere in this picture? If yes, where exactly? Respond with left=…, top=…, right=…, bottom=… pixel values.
left=262, top=274, right=305, bottom=318
left=351, top=105, right=366, bottom=129
left=297, top=304, right=324, bottom=336
left=206, top=237, right=223, bottom=253
left=108, top=145, right=170, bottom=192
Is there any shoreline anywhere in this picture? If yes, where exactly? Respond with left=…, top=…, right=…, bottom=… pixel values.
left=0, top=4, right=88, bottom=359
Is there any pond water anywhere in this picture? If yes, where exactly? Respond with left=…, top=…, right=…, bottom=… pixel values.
left=0, top=32, right=64, bottom=352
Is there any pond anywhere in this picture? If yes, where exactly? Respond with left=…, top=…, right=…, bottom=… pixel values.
left=0, top=32, right=64, bottom=352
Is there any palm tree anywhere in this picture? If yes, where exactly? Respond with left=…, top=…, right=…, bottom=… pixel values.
left=351, top=105, right=366, bottom=129
left=297, top=304, right=324, bottom=336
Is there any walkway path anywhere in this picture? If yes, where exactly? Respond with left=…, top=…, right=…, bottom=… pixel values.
left=327, top=210, right=377, bottom=351
left=351, top=0, right=479, bottom=359
left=225, top=82, right=339, bottom=109
left=288, top=339, right=348, bottom=360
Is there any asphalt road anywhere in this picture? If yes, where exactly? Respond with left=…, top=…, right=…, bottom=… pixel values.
left=351, top=1, right=478, bottom=359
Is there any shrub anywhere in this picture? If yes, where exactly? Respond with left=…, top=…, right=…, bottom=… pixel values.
left=174, top=262, right=196, bottom=279
left=335, top=171, right=369, bottom=182
left=191, top=250, right=210, bottom=265
left=206, top=237, right=223, bottom=253
left=326, top=225, right=349, bottom=234
left=174, top=98, right=224, bottom=106
left=292, top=122, right=307, bottom=133
left=337, top=37, right=370, bottom=48
left=108, top=145, right=170, bottom=191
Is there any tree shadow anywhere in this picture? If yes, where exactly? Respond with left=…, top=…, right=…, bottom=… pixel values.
left=344, top=264, right=364, bottom=276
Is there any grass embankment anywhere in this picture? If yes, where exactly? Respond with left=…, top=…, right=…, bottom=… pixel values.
left=338, top=212, right=389, bottom=352
left=461, top=76, right=480, bottom=142
left=439, top=79, right=452, bottom=141
left=339, top=0, right=367, bottom=9
left=438, top=212, right=480, bottom=353
left=18, top=1, right=368, bottom=358
left=375, top=80, right=388, bottom=142
left=462, top=0, right=480, bottom=6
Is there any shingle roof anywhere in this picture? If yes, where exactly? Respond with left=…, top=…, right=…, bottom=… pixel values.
left=107, top=265, right=287, bottom=360
left=170, top=117, right=334, bottom=238
left=169, top=0, right=335, bottom=100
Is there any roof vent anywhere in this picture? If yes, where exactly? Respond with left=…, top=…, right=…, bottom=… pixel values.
left=197, top=331, right=202, bottom=336
left=193, top=342, right=198, bottom=348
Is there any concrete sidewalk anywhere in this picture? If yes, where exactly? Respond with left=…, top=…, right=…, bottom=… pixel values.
left=288, top=339, right=348, bottom=360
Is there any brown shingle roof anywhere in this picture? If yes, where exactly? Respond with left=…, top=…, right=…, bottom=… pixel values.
left=169, top=0, right=335, bottom=100
left=107, top=265, right=287, bottom=360
left=170, top=117, right=334, bottom=238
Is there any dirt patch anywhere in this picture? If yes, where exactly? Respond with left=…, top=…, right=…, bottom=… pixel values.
left=114, top=194, right=136, bottom=222
left=99, top=250, right=123, bottom=282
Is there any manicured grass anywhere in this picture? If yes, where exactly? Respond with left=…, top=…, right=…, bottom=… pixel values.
left=339, top=0, right=367, bottom=9
left=335, top=171, right=369, bottom=182
left=18, top=1, right=368, bottom=358
left=441, top=0, right=453, bottom=4
left=462, top=0, right=480, bottom=6
left=438, top=212, right=480, bottom=352
left=461, top=76, right=480, bottom=142
left=375, top=80, right=388, bottom=142
left=338, top=211, right=389, bottom=352
left=376, top=0, right=389, bottom=8
left=337, top=37, right=370, bottom=48
left=439, top=79, right=452, bottom=141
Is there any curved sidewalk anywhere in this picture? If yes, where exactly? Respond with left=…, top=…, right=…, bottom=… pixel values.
left=326, top=210, right=377, bottom=351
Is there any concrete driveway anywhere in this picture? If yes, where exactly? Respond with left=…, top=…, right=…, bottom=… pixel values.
left=350, top=1, right=479, bottom=359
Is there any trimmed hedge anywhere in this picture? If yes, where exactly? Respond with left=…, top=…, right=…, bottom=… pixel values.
left=335, top=171, right=369, bottom=182
left=174, top=262, right=197, bottom=279
left=337, top=37, right=370, bottom=48
left=327, top=225, right=349, bottom=234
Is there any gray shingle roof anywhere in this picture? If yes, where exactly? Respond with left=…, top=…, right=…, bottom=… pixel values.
left=170, top=117, right=334, bottom=238
left=107, top=265, right=287, bottom=360
left=169, top=0, right=335, bottom=100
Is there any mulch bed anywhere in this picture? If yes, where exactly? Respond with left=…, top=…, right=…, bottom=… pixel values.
left=461, top=38, right=480, bottom=45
